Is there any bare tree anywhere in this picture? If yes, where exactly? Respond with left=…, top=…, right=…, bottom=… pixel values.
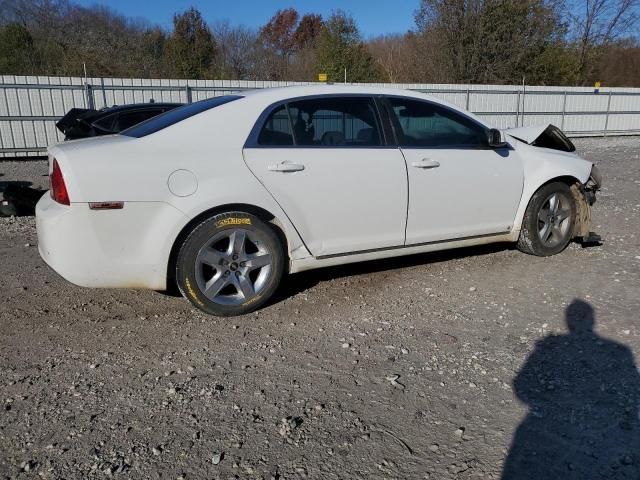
left=594, top=38, right=640, bottom=86
left=367, top=32, right=444, bottom=83
left=564, top=0, right=640, bottom=83
left=214, top=20, right=261, bottom=79
left=368, top=34, right=407, bottom=83
left=285, top=45, right=319, bottom=81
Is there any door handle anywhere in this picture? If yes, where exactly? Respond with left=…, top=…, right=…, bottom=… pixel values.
left=411, top=159, right=440, bottom=169
left=268, top=161, right=305, bottom=172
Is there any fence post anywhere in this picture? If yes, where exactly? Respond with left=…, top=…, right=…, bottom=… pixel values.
left=603, top=91, right=612, bottom=137
left=515, top=90, right=520, bottom=128
left=561, top=91, right=568, bottom=131
left=100, top=78, right=107, bottom=108
left=465, top=88, right=470, bottom=111
left=84, top=82, right=95, bottom=110
left=521, top=84, right=526, bottom=127
left=185, top=85, right=193, bottom=104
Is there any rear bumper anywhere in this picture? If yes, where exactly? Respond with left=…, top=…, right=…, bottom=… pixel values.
left=36, top=194, right=188, bottom=290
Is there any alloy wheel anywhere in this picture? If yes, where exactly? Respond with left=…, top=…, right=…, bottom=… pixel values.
left=194, top=228, right=273, bottom=306
left=537, top=192, right=572, bottom=248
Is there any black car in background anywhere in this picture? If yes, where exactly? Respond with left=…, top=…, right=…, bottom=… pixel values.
left=56, top=102, right=182, bottom=140
left=1, top=102, right=183, bottom=217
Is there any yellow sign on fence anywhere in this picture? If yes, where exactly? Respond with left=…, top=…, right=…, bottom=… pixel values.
left=318, top=73, right=327, bottom=82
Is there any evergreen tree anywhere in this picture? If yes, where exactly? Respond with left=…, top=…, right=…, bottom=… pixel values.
left=315, top=11, right=379, bottom=83
left=415, top=0, right=570, bottom=84
left=0, top=23, right=38, bottom=74
left=164, top=8, right=216, bottom=79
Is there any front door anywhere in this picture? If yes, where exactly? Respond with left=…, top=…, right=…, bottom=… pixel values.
left=243, top=96, right=408, bottom=257
left=385, top=96, right=524, bottom=245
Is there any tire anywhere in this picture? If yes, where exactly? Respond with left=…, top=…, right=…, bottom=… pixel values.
left=176, top=211, right=284, bottom=316
left=517, top=182, right=577, bottom=256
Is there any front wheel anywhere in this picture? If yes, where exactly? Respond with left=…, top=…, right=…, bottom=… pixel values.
left=176, top=212, right=284, bottom=316
left=517, top=182, right=576, bottom=256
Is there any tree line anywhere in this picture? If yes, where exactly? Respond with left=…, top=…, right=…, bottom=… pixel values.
left=0, top=0, right=638, bottom=86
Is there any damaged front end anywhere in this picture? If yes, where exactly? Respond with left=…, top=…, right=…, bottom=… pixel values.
left=506, top=124, right=576, bottom=153
left=571, top=165, right=602, bottom=246
left=506, top=123, right=603, bottom=246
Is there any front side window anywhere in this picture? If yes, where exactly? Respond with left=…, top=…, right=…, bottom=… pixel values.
left=271, top=96, right=382, bottom=147
left=388, top=97, right=487, bottom=148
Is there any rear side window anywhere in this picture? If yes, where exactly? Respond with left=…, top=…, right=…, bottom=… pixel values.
left=288, top=97, right=382, bottom=147
left=258, top=105, right=294, bottom=145
left=122, top=95, right=242, bottom=138
left=255, top=96, right=383, bottom=147
left=388, top=97, right=487, bottom=148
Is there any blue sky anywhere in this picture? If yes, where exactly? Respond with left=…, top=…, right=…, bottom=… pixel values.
left=74, top=0, right=419, bottom=37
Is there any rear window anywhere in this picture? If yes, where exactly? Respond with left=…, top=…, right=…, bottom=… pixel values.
left=115, top=109, right=166, bottom=131
left=121, top=95, right=242, bottom=138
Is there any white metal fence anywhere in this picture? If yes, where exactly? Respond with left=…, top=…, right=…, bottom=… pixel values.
left=1, top=75, right=639, bottom=157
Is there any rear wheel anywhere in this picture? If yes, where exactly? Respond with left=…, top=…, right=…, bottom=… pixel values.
left=517, top=182, right=576, bottom=256
left=176, top=212, right=284, bottom=316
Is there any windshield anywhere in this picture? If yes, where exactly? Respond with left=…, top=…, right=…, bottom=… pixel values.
left=121, top=95, right=242, bottom=138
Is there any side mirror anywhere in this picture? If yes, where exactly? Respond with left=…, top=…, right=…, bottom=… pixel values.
left=487, top=128, right=507, bottom=148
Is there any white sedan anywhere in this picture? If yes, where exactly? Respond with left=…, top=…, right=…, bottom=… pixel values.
left=36, top=85, right=601, bottom=316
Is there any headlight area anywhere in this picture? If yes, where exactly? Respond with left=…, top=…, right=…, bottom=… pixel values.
left=569, top=165, right=602, bottom=246
left=587, top=164, right=602, bottom=190
left=583, top=164, right=602, bottom=206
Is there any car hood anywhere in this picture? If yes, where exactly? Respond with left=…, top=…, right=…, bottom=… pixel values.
left=505, top=124, right=576, bottom=153
left=504, top=125, right=548, bottom=144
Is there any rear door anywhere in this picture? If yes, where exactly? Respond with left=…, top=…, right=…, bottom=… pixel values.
left=384, top=96, right=524, bottom=244
left=243, top=95, right=408, bottom=257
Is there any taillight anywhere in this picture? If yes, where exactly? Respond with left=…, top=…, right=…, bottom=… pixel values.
left=50, top=158, right=70, bottom=205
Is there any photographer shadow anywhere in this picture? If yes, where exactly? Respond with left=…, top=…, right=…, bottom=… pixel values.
left=502, top=299, right=640, bottom=479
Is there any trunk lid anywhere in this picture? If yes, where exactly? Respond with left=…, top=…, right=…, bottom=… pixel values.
left=55, top=108, right=100, bottom=137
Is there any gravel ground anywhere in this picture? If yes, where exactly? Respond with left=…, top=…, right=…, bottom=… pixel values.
left=1, top=137, right=639, bottom=479
left=0, top=159, right=49, bottom=190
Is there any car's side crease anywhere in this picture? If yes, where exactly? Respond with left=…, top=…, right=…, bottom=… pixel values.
left=315, top=230, right=512, bottom=260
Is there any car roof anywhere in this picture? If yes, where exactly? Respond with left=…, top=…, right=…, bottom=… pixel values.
left=237, top=85, right=487, bottom=126
left=240, top=84, right=425, bottom=99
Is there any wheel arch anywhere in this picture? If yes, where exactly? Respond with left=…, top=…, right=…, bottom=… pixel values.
left=539, top=175, right=582, bottom=188
left=166, top=203, right=291, bottom=291
left=513, top=174, right=584, bottom=234
left=529, top=175, right=584, bottom=200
